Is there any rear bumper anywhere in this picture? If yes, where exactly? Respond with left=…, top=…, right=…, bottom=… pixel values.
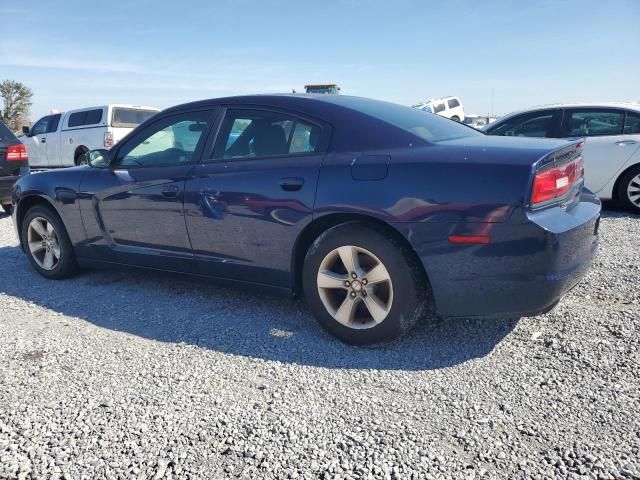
left=399, top=191, right=601, bottom=319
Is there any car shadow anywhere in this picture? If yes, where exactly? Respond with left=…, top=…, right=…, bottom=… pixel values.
left=1, top=203, right=634, bottom=371
left=0, top=242, right=519, bottom=371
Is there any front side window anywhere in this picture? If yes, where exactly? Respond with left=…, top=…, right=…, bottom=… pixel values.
left=623, top=112, right=640, bottom=135
left=46, top=114, right=61, bottom=133
left=115, top=111, right=211, bottom=167
left=565, top=109, right=624, bottom=137
left=213, top=109, right=322, bottom=159
left=447, top=98, right=460, bottom=109
left=31, top=116, right=50, bottom=136
left=488, top=111, right=555, bottom=138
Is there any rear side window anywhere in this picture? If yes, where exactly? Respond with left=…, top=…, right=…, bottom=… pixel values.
left=432, top=102, right=445, bottom=113
left=447, top=98, right=460, bottom=109
left=0, top=120, right=17, bottom=143
left=333, top=98, right=480, bottom=142
left=565, top=109, right=624, bottom=137
left=67, top=109, right=103, bottom=128
left=112, top=108, right=158, bottom=128
left=488, top=111, right=556, bottom=138
left=624, top=112, right=640, bottom=134
left=213, top=109, right=322, bottom=159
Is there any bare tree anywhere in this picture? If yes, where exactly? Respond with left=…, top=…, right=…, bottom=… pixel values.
left=0, top=80, right=33, bottom=132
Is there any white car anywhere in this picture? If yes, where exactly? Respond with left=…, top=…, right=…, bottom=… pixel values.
left=21, top=104, right=160, bottom=168
left=484, top=103, right=640, bottom=213
left=413, top=96, right=465, bottom=122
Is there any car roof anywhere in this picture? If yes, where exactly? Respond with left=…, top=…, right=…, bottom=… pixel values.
left=163, top=93, right=398, bottom=113
left=497, top=102, right=640, bottom=120
left=63, top=104, right=160, bottom=115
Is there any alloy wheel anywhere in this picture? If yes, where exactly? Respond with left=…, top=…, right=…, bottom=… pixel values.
left=27, top=217, right=61, bottom=271
left=627, top=174, right=640, bottom=207
left=316, top=245, right=393, bottom=329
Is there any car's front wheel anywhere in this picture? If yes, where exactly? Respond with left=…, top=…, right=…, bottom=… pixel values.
left=618, top=166, right=640, bottom=214
left=303, top=223, right=428, bottom=344
left=21, top=205, right=79, bottom=279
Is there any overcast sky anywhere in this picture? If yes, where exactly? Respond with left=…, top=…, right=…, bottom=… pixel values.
left=1, top=0, right=639, bottom=121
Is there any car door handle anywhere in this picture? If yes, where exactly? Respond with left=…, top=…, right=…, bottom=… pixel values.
left=40, top=137, right=46, bottom=143
left=279, top=177, right=304, bottom=191
left=616, top=140, right=638, bottom=146
left=160, top=185, right=180, bottom=198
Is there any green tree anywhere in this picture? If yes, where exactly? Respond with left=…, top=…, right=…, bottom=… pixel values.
left=0, top=80, right=33, bottom=132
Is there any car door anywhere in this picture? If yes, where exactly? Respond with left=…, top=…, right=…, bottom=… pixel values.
left=43, top=114, right=61, bottom=166
left=23, top=115, right=51, bottom=167
left=560, top=108, right=639, bottom=193
left=78, top=108, right=216, bottom=271
left=183, top=107, right=329, bottom=288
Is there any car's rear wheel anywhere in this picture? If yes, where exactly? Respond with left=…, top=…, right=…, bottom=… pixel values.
left=451, top=115, right=460, bottom=122
left=617, top=166, right=640, bottom=214
left=303, top=223, right=428, bottom=344
left=21, top=205, right=79, bottom=279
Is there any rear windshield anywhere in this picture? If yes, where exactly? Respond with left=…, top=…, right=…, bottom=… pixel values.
left=328, top=97, right=482, bottom=142
left=111, top=108, right=158, bottom=128
left=0, top=120, right=18, bottom=144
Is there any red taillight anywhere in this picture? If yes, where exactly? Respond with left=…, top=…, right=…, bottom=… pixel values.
left=532, top=155, right=584, bottom=205
left=104, top=131, right=114, bottom=147
left=6, top=144, right=28, bottom=161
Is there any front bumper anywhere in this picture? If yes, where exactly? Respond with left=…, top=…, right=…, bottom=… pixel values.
left=400, top=191, right=601, bottom=319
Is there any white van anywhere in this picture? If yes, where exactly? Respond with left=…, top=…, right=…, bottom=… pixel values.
left=21, top=104, right=160, bottom=168
left=413, top=96, right=466, bottom=122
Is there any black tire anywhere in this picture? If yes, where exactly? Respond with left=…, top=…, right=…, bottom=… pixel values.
left=451, top=116, right=460, bottom=122
left=617, top=166, right=640, bottom=214
left=74, top=146, right=89, bottom=166
left=21, top=205, right=79, bottom=279
left=1, top=204, right=13, bottom=215
left=303, top=222, right=428, bottom=345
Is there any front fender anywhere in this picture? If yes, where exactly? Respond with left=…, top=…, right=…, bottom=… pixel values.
left=13, top=168, right=88, bottom=248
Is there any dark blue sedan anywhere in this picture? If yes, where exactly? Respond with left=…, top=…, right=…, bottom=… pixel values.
left=12, top=95, right=600, bottom=344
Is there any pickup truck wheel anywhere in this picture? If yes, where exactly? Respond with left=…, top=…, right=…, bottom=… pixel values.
left=617, top=166, right=640, bottom=214
left=74, top=146, right=89, bottom=166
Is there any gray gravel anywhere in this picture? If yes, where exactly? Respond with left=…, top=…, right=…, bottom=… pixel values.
left=0, top=206, right=638, bottom=480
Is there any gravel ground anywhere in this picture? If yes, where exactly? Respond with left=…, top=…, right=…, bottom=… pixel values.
left=0, top=206, right=638, bottom=480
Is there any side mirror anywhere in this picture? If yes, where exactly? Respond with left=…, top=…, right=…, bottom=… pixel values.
left=85, top=149, right=109, bottom=168
left=22, top=126, right=30, bottom=136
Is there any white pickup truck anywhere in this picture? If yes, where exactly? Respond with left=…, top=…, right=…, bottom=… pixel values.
left=21, top=104, right=160, bottom=167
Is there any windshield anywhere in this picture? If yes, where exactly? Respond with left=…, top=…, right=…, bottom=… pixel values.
left=327, top=96, right=482, bottom=142
left=111, top=108, right=158, bottom=128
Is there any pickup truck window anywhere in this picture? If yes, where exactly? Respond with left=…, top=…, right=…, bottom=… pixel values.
left=67, top=109, right=103, bottom=128
left=46, top=114, right=61, bottom=133
left=111, top=108, right=158, bottom=128
left=31, top=116, right=50, bottom=136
